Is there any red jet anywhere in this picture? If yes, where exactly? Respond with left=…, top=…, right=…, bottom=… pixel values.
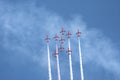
left=60, top=28, right=66, bottom=35
left=59, top=37, right=65, bottom=44
left=54, top=34, right=59, bottom=41
left=59, top=44, right=64, bottom=52
left=76, top=29, right=81, bottom=37
left=66, top=48, right=72, bottom=55
left=53, top=50, right=58, bottom=57
left=66, top=31, right=72, bottom=38
left=45, top=35, right=50, bottom=42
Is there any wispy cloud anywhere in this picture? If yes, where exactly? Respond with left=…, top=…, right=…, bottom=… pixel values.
left=0, top=1, right=120, bottom=80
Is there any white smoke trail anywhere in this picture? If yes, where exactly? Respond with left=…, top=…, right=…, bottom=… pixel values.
left=56, top=43, right=61, bottom=80
left=69, top=54, right=73, bottom=80
left=78, top=37, right=84, bottom=80
left=47, top=43, right=52, bottom=80
left=56, top=55, right=61, bottom=80
left=68, top=38, right=73, bottom=80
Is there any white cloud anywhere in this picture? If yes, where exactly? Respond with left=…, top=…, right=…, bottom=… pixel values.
left=0, top=1, right=120, bottom=79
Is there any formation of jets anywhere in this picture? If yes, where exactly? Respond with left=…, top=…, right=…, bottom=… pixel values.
left=45, top=28, right=81, bottom=56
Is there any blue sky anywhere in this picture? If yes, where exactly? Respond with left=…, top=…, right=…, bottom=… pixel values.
left=0, top=0, right=120, bottom=80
